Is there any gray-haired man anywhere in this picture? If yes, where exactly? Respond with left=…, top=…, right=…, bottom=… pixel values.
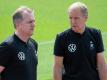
left=53, top=2, right=107, bottom=80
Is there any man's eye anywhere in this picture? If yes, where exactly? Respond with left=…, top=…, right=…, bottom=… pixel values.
left=69, top=17, right=72, bottom=19
left=30, top=20, right=35, bottom=23
left=28, top=21, right=33, bottom=23
left=74, top=17, right=79, bottom=19
left=69, top=17, right=80, bottom=20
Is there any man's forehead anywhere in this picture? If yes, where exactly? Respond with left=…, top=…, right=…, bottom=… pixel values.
left=69, top=7, right=82, bottom=14
left=22, top=12, right=34, bottom=19
left=69, top=8, right=83, bottom=17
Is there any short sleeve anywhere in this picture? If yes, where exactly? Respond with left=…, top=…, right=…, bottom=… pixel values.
left=30, top=38, right=38, bottom=54
left=34, top=41, right=38, bottom=55
left=95, top=30, right=104, bottom=53
left=54, top=34, right=65, bottom=57
left=0, top=42, right=13, bottom=67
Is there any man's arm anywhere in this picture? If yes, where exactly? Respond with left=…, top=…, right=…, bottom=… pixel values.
left=97, top=52, right=107, bottom=80
left=0, top=66, right=5, bottom=73
left=53, top=56, right=63, bottom=80
left=0, top=66, right=5, bottom=79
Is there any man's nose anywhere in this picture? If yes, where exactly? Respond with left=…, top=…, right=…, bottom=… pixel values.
left=71, top=18, right=75, bottom=24
left=31, top=22, right=35, bottom=27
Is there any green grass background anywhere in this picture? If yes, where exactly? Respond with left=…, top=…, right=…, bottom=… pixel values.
left=0, top=0, right=107, bottom=80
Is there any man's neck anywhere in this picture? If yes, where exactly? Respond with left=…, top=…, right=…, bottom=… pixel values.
left=72, top=26, right=86, bottom=34
left=79, top=26, right=85, bottom=34
left=15, top=31, right=30, bottom=43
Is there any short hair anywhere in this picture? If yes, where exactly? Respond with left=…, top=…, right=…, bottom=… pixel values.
left=68, top=2, right=88, bottom=17
left=12, top=6, right=33, bottom=28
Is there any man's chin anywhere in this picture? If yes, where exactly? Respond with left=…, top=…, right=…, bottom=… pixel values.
left=28, top=32, right=33, bottom=37
left=72, top=28, right=80, bottom=33
left=30, top=33, right=33, bottom=36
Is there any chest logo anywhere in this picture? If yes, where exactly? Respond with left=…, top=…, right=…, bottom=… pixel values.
left=90, top=41, right=94, bottom=50
left=18, top=52, right=25, bottom=60
left=68, top=44, right=77, bottom=53
left=35, top=50, right=38, bottom=56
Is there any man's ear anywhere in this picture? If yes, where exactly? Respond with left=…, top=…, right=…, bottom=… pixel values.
left=85, top=16, right=88, bottom=22
left=14, top=19, right=22, bottom=28
left=15, top=22, right=19, bottom=27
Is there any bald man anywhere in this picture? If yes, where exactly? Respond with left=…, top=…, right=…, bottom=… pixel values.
left=53, top=2, right=107, bottom=80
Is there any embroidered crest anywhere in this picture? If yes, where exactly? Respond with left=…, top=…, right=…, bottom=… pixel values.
left=90, top=41, right=94, bottom=50
left=68, top=44, right=77, bottom=53
left=18, top=52, right=25, bottom=60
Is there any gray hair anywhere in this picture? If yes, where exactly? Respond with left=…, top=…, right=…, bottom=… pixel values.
left=68, top=2, right=88, bottom=17
left=12, top=6, right=34, bottom=28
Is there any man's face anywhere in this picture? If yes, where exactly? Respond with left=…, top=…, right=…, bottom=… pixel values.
left=69, top=8, right=87, bottom=33
left=18, top=12, right=35, bottom=36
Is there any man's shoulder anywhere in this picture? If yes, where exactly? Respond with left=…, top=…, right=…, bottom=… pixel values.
left=86, top=27, right=100, bottom=35
left=1, top=35, right=15, bottom=46
left=29, top=38, right=38, bottom=45
left=57, top=29, right=71, bottom=38
left=0, top=35, right=15, bottom=50
left=29, top=38, right=38, bottom=49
